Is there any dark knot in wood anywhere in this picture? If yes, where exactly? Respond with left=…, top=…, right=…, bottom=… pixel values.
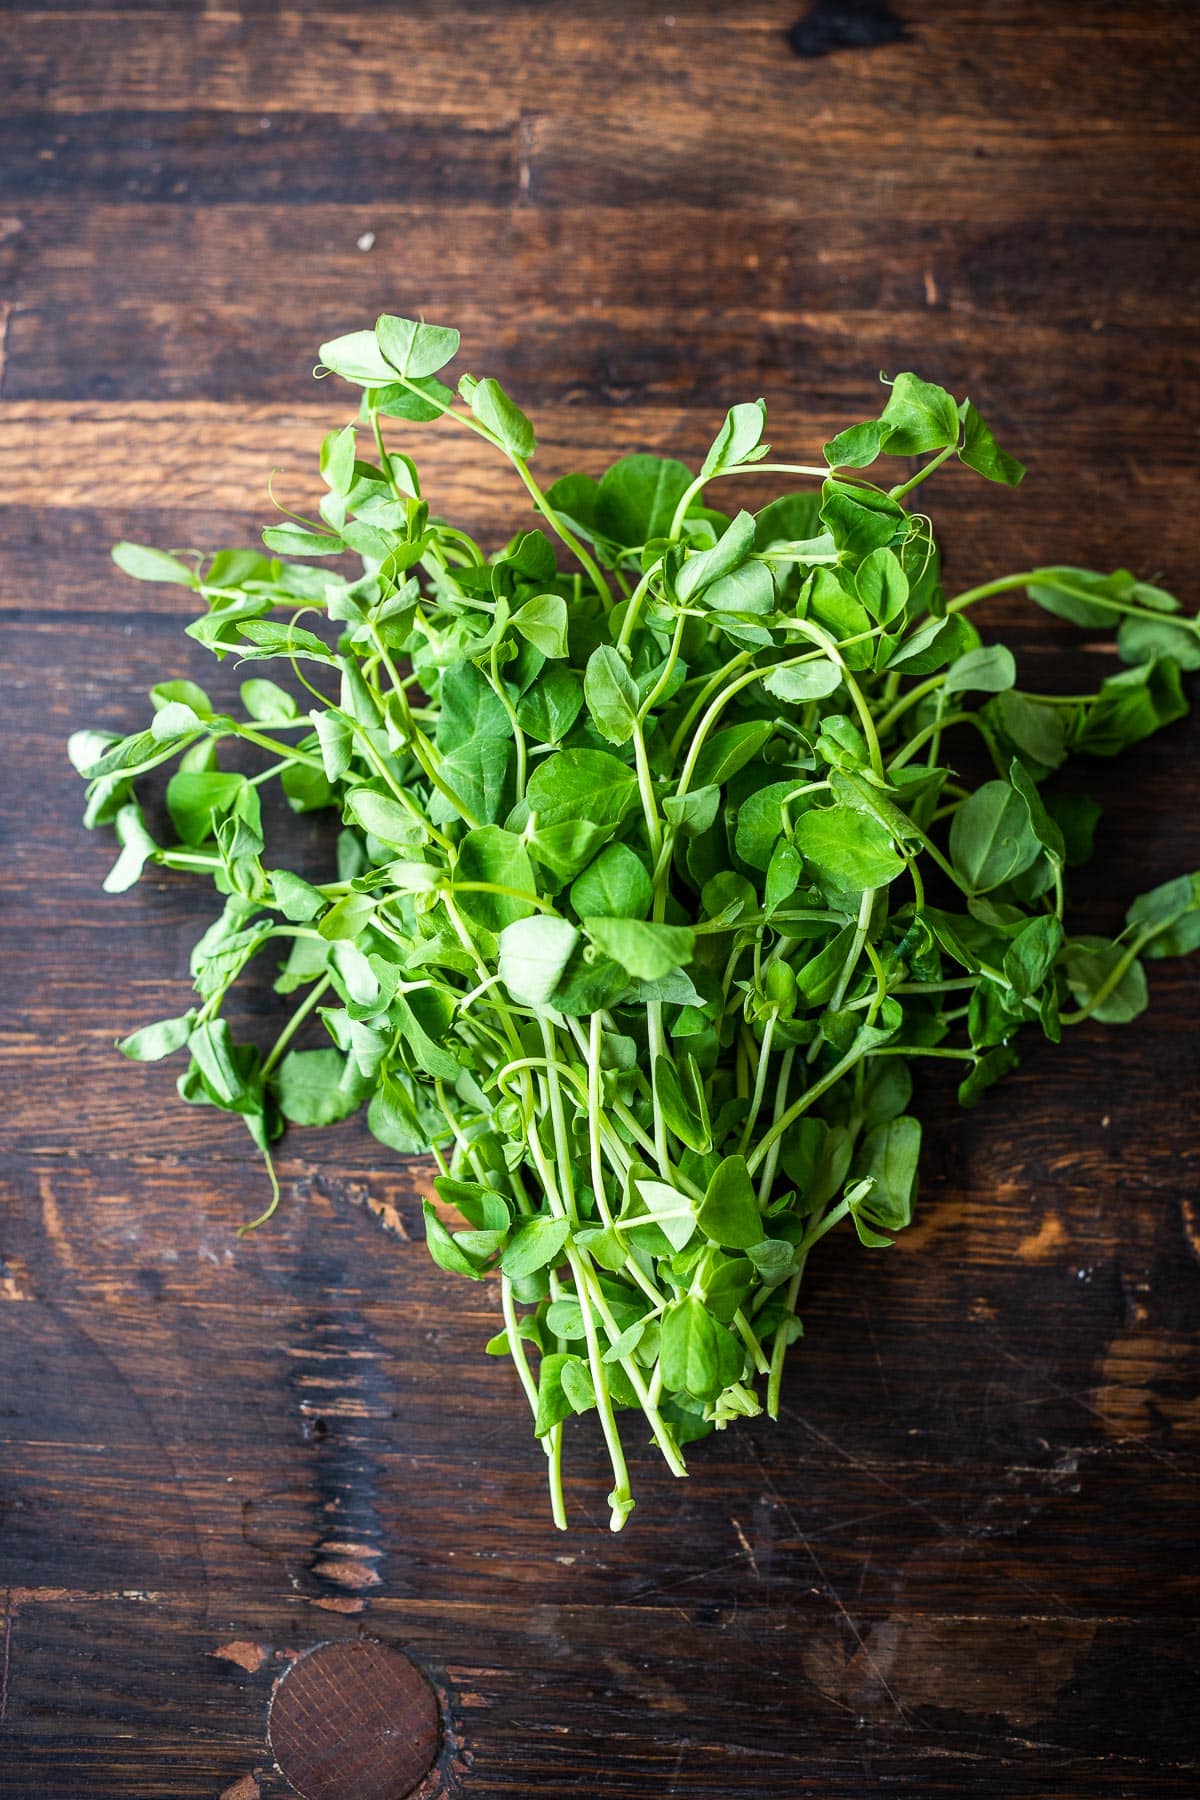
left=268, top=1640, right=441, bottom=1800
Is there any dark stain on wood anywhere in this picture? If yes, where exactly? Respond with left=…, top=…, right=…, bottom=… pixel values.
left=0, top=4, right=1198, bottom=1797
left=787, top=0, right=910, bottom=59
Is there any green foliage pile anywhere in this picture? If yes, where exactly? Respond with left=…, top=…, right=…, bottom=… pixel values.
left=73, top=317, right=1200, bottom=1529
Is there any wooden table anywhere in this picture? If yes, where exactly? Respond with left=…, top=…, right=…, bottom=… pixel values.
left=3, top=4, right=1198, bottom=1794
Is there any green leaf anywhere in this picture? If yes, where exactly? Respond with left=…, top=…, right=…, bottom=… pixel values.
left=238, top=620, right=337, bottom=662
left=879, top=372, right=960, bottom=456
left=151, top=679, right=213, bottom=719
left=166, top=771, right=247, bottom=846
left=675, top=511, right=756, bottom=603
left=188, top=1018, right=246, bottom=1107
left=275, top=1047, right=369, bottom=1126
left=240, top=678, right=298, bottom=722
left=260, top=524, right=345, bottom=557
left=319, top=423, right=358, bottom=495
left=854, top=1116, right=921, bottom=1231
left=584, top=917, right=695, bottom=981
left=1009, top=759, right=1065, bottom=867
left=454, top=826, right=537, bottom=932
left=654, top=1053, right=713, bottom=1154
left=732, top=780, right=796, bottom=871
left=1003, top=914, right=1064, bottom=998
left=761, top=658, right=843, bottom=703
left=765, top=840, right=803, bottom=912
left=1117, top=612, right=1200, bottom=672
left=631, top=1179, right=696, bottom=1252
left=820, top=480, right=905, bottom=559
left=375, top=312, right=461, bottom=380
left=702, top=559, right=775, bottom=619
left=596, top=455, right=692, bottom=548
left=118, top=1015, right=194, bottom=1061
left=516, top=666, right=583, bottom=743
left=534, top=1352, right=594, bottom=1436
left=512, top=593, right=569, bottom=659
left=1073, top=660, right=1187, bottom=758
left=373, top=376, right=454, bottom=423
left=468, top=376, right=536, bottom=458
left=754, top=492, right=823, bottom=549
left=501, top=1215, right=572, bottom=1280
left=340, top=789, right=414, bottom=850
left=1126, top=871, right=1200, bottom=957
left=498, top=914, right=580, bottom=1008
left=660, top=1298, right=741, bottom=1401
left=958, top=399, right=1025, bottom=486
left=885, top=613, right=977, bottom=676
left=368, top=1075, right=435, bottom=1154
left=1064, top=938, right=1148, bottom=1023
left=422, top=1199, right=487, bottom=1281
left=944, top=644, right=1016, bottom=696
left=793, top=804, right=906, bottom=892
left=584, top=644, right=640, bottom=745
left=271, top=868, right=326, bottom=922
left=569, top=843, right=652, bottom=920
left=318, top=329, right=397, bottom=386
left=824, top=420, right=884, bottom=469
left=1027, top=567, right=1131, bottom=630
left=526, top=749, right=640, bottom=829
left=701, top=400, right=768, bottom=477
left=958, top=1044, right=1020, bottom=1108
left=103, top=802, right=159, bottom=893
left=855, top=547, right=910, bottom=623
left=983, top=690, right=1068, bottom=774
left=526, top=818, right=612, bottom=881
left=697, top=1156, right=764, bottom=1249
left=663, top=785, right=721, bottom=836
left=112, top=542, right=197, bottom=586
left=1046, top=791, right=1102, bottom=867
left=691, top=720, right=774, bottom=789
left=949, top=781, right=1041, bottom=894
left=311, top=709, right=354, bottom=782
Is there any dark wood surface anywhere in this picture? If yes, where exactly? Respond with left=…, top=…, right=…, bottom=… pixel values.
left=2, top=3, right=1199, bottom=1794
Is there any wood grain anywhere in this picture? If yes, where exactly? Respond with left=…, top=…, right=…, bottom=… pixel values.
left=1, top=3, right=1198, bottom=1795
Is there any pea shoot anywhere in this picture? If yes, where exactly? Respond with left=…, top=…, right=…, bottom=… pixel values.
left=72, top=318, right=1200, bottom=1530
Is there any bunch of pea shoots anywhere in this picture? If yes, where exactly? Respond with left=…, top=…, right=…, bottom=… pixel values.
left=71, top=316, right=1200, bottom=1531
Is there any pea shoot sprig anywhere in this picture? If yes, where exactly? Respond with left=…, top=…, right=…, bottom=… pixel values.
left=72, top=317, right=1200, bottom=1530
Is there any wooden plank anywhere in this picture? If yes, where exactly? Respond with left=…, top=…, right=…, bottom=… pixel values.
left=2, top=395, right=1198, bottom=521
left=4, top=6, right=1197, bottom=127
left=1, top=109, right=1197, bottom=226
left=3, top=1592, right=1197, bottom=1797
left=0, top=114, right=519, bottom=205
left=4, top=202, right=1194, bottom=330
left=2, top=206, right=1197, bottom=406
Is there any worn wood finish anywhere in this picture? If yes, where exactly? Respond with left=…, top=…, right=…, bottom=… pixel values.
left=2, top=4, right=1198, bottom=1794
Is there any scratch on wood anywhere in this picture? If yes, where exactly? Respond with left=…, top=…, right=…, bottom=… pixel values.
left=801, top=1531, right=910, bottom=1724
left=517, top=114, right=536, bottom=202
left=730, top=1516, right=760, bottom=1579
left=38, top=1172, right=77, bottom=1270
left=780, top=1408, right=954, bottom=1535
left=7, top=1586, right=164, bottom=1608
